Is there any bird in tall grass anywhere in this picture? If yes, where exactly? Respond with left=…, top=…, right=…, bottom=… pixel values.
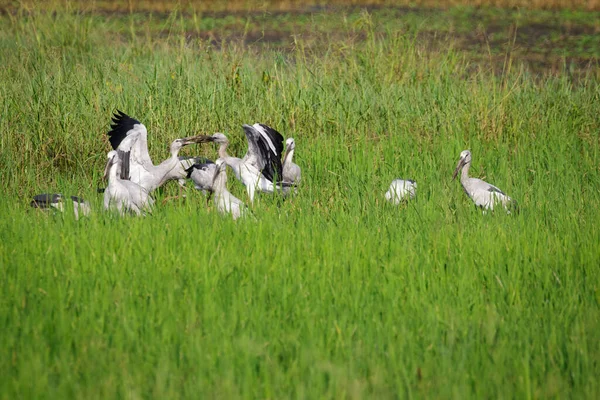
left=385, top=179, right=417, bottom=204
left=207, top=124, right=292, bottom=203
left=103, top=150, right=154, bottom=216
left=282, top=138, right=301, bottom=184
left=30, top=193, right=91, bottom=220
left=106, top=110, right=213, bottom=193
left=453, top=150, right=514, bottom=213
left=211, top=158, right=248, bottom=220
left=185, top=159, right=217, bottom=194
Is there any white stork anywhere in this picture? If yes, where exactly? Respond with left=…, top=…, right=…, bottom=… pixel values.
left=30, top=193, right=91, bottom=220
left=212, top=158, right=248, bottom=220
left=103, top=150, right=154, bottom=216
left=107, top=110, right=213, bottom=193
left=453, top=150, right=514, bottom=212
left=385, top=179, right=417, bottom=204
left=208, top=123, right=290, bottom=203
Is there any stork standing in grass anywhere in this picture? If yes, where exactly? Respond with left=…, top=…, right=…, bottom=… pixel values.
left=212, top=159, right=248, bottom=220
left=30, top=194, right=91, bottom=220
left=452, top=149, right=514, bottom=212
left=208, top=123, right=290, bottom=203
left=385, top=179, right=417, bottom=204
left=282, top=138, right=301, bottom=184
left=103, top=150, right=154, bottom=216
left=107, top=110, right=213, bottom=193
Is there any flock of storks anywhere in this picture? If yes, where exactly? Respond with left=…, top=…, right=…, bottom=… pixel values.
left=30, top=110, right=515, bottom=220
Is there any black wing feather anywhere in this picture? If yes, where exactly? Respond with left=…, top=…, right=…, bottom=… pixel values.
left=487, top=185, right=506, bottom=195
left=257, top=124, right=284, bottom=156
left=256, top=124, right=284, bottom=183
left=185, top=160, right=215, bottom=178
left=31, top=193, right=62, bottom=208
left=117, top=150, right=131, bottom=180
left=107, top=110, right=141, bottom=150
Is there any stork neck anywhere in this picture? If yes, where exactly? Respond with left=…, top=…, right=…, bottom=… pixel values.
left=108, top=162, right=119, bottom=181
left=213, top=169, right=228, bottom=193
left=460, top=162, right=471, bottom=183
left=222, top=156, right=242, bottom=181
left=283, top=148, right=294, bottom=166
left=170, top=146, right=181, bottom=159
left=218, top=142, right=230, bottom=159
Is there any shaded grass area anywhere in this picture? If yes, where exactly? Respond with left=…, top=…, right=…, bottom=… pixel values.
left=1, top=5, right=600, bottom=399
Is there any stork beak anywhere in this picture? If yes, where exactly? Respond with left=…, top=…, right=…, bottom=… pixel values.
left=102, top=156, right=114, bottom=181
left=180, top=134, right=215, bottom=145
left=452, top=157, right=466, bottom=181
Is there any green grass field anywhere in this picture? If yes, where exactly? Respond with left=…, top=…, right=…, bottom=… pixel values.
left=1, top=3, right=599, bottom=398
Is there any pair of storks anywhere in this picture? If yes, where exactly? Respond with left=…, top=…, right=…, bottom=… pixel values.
left=102, top=111, right=299, bottom=218
left=384, top=149, right=513, bottom=212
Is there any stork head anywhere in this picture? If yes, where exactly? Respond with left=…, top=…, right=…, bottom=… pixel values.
left=452, top=150, right=472, bottom=180
left=103, top=150, right=118, bottom=180
left=285, top=137, right=296, bottom=151
left=210, top=133, right=229, bottom=144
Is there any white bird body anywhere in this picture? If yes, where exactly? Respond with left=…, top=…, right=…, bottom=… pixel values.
left=212, top=159, right=247, bottom=220
left=186, top=160, right=217, bottom=193
left=103, top=150, right=154, bottom=216
left=453, top=150, right=514, bottom=212
left=30, top=193, right=91, bottom=220
left=107, top=111, right=212, bottom=193
left=209, top=123, right=287, bottom=203
left=385, top=179, right=417, bottom=204
left=282, top=138, right=301, bottom=184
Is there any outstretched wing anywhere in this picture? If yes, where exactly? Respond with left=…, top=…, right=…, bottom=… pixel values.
left=107, top=111, right=153, bottom=181
left=243, top=123, right=284, bottom=183
left=117, top=150, right=131, bottom=180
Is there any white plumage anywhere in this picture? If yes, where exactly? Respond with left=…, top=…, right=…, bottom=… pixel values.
left=282, top=137, right=301, bottom=184
left=208, top=123, right=287, bottom=203
left=103, top=150, right=154, bottom=216
left=185, top=160, right=217, bottom=193
left=385, top=179, right=417, bottom=204
left=107, top=110, right=212, bottom=193
left=212, top=159, right=247, bottom=220
left=453, top=149, right=514, bottom=212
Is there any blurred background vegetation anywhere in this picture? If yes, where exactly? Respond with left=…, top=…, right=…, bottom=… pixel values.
left=1, top=0, right=600, bottom=12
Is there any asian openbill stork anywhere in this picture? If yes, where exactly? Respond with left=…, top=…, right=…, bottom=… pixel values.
left=103, top=150, right=154, bottom=216
left=212, top=158, right=248, bottom=220
left=385, top=179, right=417, bottom=204
left=30, top=194, right=91, bottom=220
left=208, top=123, right=289, bottom=203
left=453, top=150, right=514, bottom=212
left=185, top=159, right=216, bottom=194
left=282, top=137, right=301, bottom=184
left=107, top=110, right=213, bottom=193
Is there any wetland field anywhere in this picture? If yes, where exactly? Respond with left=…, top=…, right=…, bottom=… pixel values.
left=1, top=1, right=599, bottom=398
